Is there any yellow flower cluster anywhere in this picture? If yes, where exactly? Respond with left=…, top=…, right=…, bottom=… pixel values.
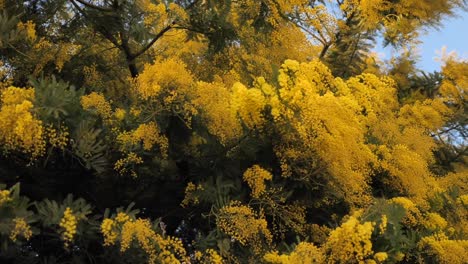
left=193, top=81, right=242, bottom=145
left=390, top=197, right=422, bottom=227
left=59, top=207, right=77, bottom=248
left=419, top=233, right=468, bottom=264
left=102, top=214, right=187, bottom=264
left=216, top=201, right=272, bottom=247
left=373, top=252, right=388, bottom=262
left=0, top=86, right=46, bottom=158
left=264, top=242, right=324, bottom=264
left=379, top=215, right=387, bottom=234
left=101, top=212, right=133, bottom=246
left=457, top=194, right=468, bottom=205
left=17, top=20, right=37, bottom=42
left=194, top=249, right=224, bottom=264
left=114, top=152, right=144, bottom=177
left=114, top=108, right=126, bottom=121
left=115, top=212, right=131, bottom=223
left=423, top=213, right=448, bottom=231
left=324, top=214, right=374, bottom=263
left=231, top=82, right=267, bottom=130
left=9, top=218, right=33, bottom=242
left=180, top=182, right=204, bottom=208
left=0, top=189, right=12, bottom=206
left=80, top=92, right=113, bottom=121
left=242, top=165, right=273, bottom=198
left=135, top=58, right=193, bottom=104
left=45, top=125, right=69, bottom=150
left=101, top=218, right=119, bottom=246
left=117, top=122, right=168, bottom=158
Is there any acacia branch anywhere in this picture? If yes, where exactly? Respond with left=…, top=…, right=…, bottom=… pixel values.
left=131, top=23, right=175, bottom=59
left=131, top=0, right=201, bottom=59
left=71, top=0, right=113, bottom=12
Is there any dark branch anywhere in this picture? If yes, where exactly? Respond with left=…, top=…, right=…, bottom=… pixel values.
left=71, top=0, right=113, bottom=12
left=131, top=23, right=175, bottom=59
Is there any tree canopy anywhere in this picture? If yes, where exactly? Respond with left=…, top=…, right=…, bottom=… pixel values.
left=0, top=0, right=467, bottom=263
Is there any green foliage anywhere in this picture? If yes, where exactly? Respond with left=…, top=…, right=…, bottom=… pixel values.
left=71, top=121, right=108, bottom=174
left=0, top=0, right=467, bottom=263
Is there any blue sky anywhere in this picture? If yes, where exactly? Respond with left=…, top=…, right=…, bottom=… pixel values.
left=373, top=10, right=468, bottom=73
left=417, top=10, right=468, bottom=72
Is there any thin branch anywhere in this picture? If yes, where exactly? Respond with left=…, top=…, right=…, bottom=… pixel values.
left=71, top=0, right=113, bottom=12
left=69, top=0, right=120, bottom=48
left=131, top=0, right=201, bottom=59
left=131, top=23, right=175, bottom=59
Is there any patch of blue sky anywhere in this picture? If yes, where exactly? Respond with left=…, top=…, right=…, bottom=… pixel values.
left=373, top=10, right=468, bottom=73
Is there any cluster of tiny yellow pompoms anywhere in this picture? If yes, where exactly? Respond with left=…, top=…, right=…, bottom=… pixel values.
left=117, top=122, right=168, bottom=158
left=45, top=124, right=69, bottom=150
left=180, top=182, right=204, bottom=208
left=9, top=218, right=33, bottom=242
left=101, top=218, right=118, bottom=246
left=59, top=207, right=77, bottom=248
left=231, top=82, right=267, bottom=130
left=216, top=201, right=272, bottom=247
left=0, top=189, right=12, bottom=206
left=418, top=233, right=468, bottom=264
left=135, top=58, right=193, bottom=101
left=17, top=20, right=37, bottom=42
left=264, top=242, right=325, bottom=264
left=423, top=213, right=448, bottom=231
left=114, top=108, right=126, bottom=121
left=80, top=92, right=113, bottom=121
left=193, top=81, right=242, bottom=145
left=0, top=86, right=46, bottom=159
left=373, top=252, right=389, bottom=262
left=194, top=249, right=224, bottom=264
left=324, top=213, right=374, bottom=263
left=101, top=213, right=187, bottom=264
left=114, top=152, right=144, bottom=177
left=242, top=165, right=273, bottom=198
left=390, top=197, right=422, bottom=227
left=379, top=214, right=387, bottom=234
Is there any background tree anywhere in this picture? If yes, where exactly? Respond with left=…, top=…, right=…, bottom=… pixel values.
left=0, top=0, right=467, bottom=263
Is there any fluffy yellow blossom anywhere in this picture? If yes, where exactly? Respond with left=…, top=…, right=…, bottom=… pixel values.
left=216, top=201, right=272, bottom=247
left=120, top=218, right=187, bottom=264
left=379, top=215, right=387, bottom=234
left=0, top=189, right=12, bottom=206
left=243, top=165, right=273, bottom=198
left=9, top=218, right=33, bottom=242
left=203, top=249, right=224, bottom=264
left=17, top=20, right=37, bottom=42
left=114, top=108, right=126, bottom=121
left=0, top=86, right=45, bottom=158
left=419, top=234, right=468, bottom=264
left=81, top=92, right=113, bottom=120
left=423, top=213, right=448, bottom=231
left=374, top=252, right=388, bottom=262
left=101, top=218, right=118, bottom=246
left=181, top=182, right=204, bottom=208
left=59, top=207, right=77, bottom=248
left=117, top=122, right=168, bottom=158
left=45, top=125, right=69, bottom=149
left=115, top=212, right=131, bottom=223
left=456, top=194, right=468, bottom=205
left=324, top=214, right=374, bottom=263
left=264, top=242, right=325, bottom=264
left=231, top=82, right=267, bottom=130
left=193, top=81, right=242, bottom=145
left=114, top=152, right=144, bottom=177
left=390, top=197, right=422, bottom=227
left=135, top=58, right=193, bottom=102
left=130, top=107, right=141, bottom=117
